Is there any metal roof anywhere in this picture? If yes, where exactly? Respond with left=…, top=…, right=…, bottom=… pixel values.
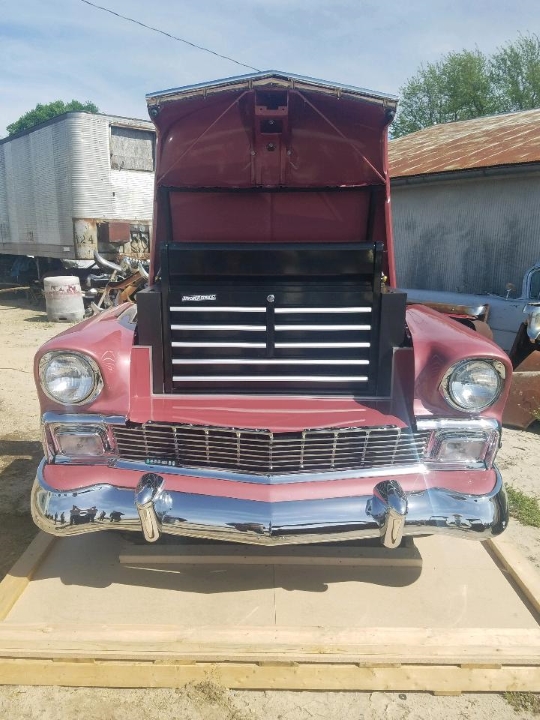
left=389, top=108, right=540, bottom=178
left=146, top=70, right=398, bottom=108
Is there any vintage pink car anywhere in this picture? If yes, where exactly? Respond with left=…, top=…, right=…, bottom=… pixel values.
left=32, top=72, right=511, bottom=549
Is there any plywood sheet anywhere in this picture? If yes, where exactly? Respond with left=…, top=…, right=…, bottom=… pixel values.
left=1, top=532, right=539, bottom=690
left=4, top=534, right=538, bottom=630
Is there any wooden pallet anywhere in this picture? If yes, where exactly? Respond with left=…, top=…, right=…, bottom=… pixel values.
left=0, top=532, right=539, bottom=692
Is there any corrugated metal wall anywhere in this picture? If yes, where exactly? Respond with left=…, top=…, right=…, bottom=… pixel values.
left=69, top=114, right=154, bottom=221
left=1, top=122, right=74, bottom=251
left=53, top=118, right=76, bottom=247
left=31, top=125, right=64, bottom=247
left=3, top=133, right=37, bottom=247
left=110, top=171, right=155, bottom=220
left=0, top=148, right=10, bottom=243
left=391, top=171, right=540, bottom=296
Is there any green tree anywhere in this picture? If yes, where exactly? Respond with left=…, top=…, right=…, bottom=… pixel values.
left=6, top=100, right=99, bottom=136
left=491, top=33, right=540, bottom=111
left=392, top=49, right=495, bottom=138
left=391, top=33, right=540, bottom=138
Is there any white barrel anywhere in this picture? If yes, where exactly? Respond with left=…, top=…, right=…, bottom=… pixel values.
left=43, top=276, right=85, bottom=322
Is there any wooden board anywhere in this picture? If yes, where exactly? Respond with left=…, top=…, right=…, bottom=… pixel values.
left=0, top=533, right=55, bottom=622
left=118, top=536, right=423, bottom=567
left=0, top=532, right=539, bottom=691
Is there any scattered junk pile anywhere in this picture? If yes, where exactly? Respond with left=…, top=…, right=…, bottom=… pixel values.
left=82, top=250, right=148, bottom=315
left=1, top=250, right=149, bottom=319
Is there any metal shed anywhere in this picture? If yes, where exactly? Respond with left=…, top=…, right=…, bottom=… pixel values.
left=389, top=109, right=540, bottom=295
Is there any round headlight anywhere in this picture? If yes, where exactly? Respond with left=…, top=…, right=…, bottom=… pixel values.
left=442, top=359, right=504, bottom=412
left=39, top=352, right=103, bottom=405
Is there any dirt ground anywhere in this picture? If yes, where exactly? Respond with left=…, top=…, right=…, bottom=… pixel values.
left=0, top=296, right=538, bottom=719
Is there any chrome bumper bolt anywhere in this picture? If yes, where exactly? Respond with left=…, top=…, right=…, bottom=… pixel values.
left=135, top=473, right=165, bottom=543
left=370, top=479, right=408, bottom=549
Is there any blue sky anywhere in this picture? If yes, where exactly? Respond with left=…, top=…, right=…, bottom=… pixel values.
left=1, top=0, right=539, bottom=136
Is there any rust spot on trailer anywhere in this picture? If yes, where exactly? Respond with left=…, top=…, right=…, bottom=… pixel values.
left=73, top=219, right=98, bottom=260
left=97, top=221, right=150, bottom=259
left=102, top=222, right=131, bottom=245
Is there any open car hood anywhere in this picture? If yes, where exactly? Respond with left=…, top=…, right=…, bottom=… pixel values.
left=146, top=71, right=398, bottom=280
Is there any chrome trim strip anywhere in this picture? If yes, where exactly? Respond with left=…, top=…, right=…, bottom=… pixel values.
left=50, top=455, right=118, bottom=466
left=170, top=307, right=265, bottom=312
left=113, top=459, right=428, bottom=483
left=172, top=342, right=266, bottom=348
left=113, top=431, right=408, bottom=442
left=172, top=359, right=370, bottom=365
left=145, top=71, right=399, bottom=106
left=111, top=433, right=426, bottom=445
left=275, top=307, right=371, bottom=314
left=127, top=442, right=424, bottom=452
left=275, top=342, right=371, bottom=348
left=42, top=412, right=127, bottom=425
left=416, top=417, right=500, bottom=432
left=275, top=325, right=371, bottom=331
left=31, top=462, right=509, bottom=545
left=171, top=324, right=266, bottom=331
left=172, top=375, right=369, bottom=382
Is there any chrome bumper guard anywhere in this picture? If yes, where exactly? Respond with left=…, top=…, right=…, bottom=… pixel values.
left=31, top=461, right=508, bottom=548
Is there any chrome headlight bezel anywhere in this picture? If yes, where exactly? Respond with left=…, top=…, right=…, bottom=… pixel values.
left=527, top=308, right=540, bottom=342
left=39, top=351, right=103, bottom=406
left=440, top=359, right=505, bottom=413
left=43, top=422, right=116, bottom=464
left=418, top=417, right=501, bottom=469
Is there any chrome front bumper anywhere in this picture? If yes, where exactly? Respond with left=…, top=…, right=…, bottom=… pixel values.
left=31, top=461, right=509, bottom=548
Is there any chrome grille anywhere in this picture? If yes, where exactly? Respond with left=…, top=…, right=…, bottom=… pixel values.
left=113, top=424, right=430, bottom=475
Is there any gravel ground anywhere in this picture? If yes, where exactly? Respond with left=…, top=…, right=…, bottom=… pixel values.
left=0, top=295, right=538, bottom=719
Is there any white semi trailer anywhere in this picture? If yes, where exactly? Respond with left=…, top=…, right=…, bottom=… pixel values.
left=0, top=111, right=155, bottom=275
